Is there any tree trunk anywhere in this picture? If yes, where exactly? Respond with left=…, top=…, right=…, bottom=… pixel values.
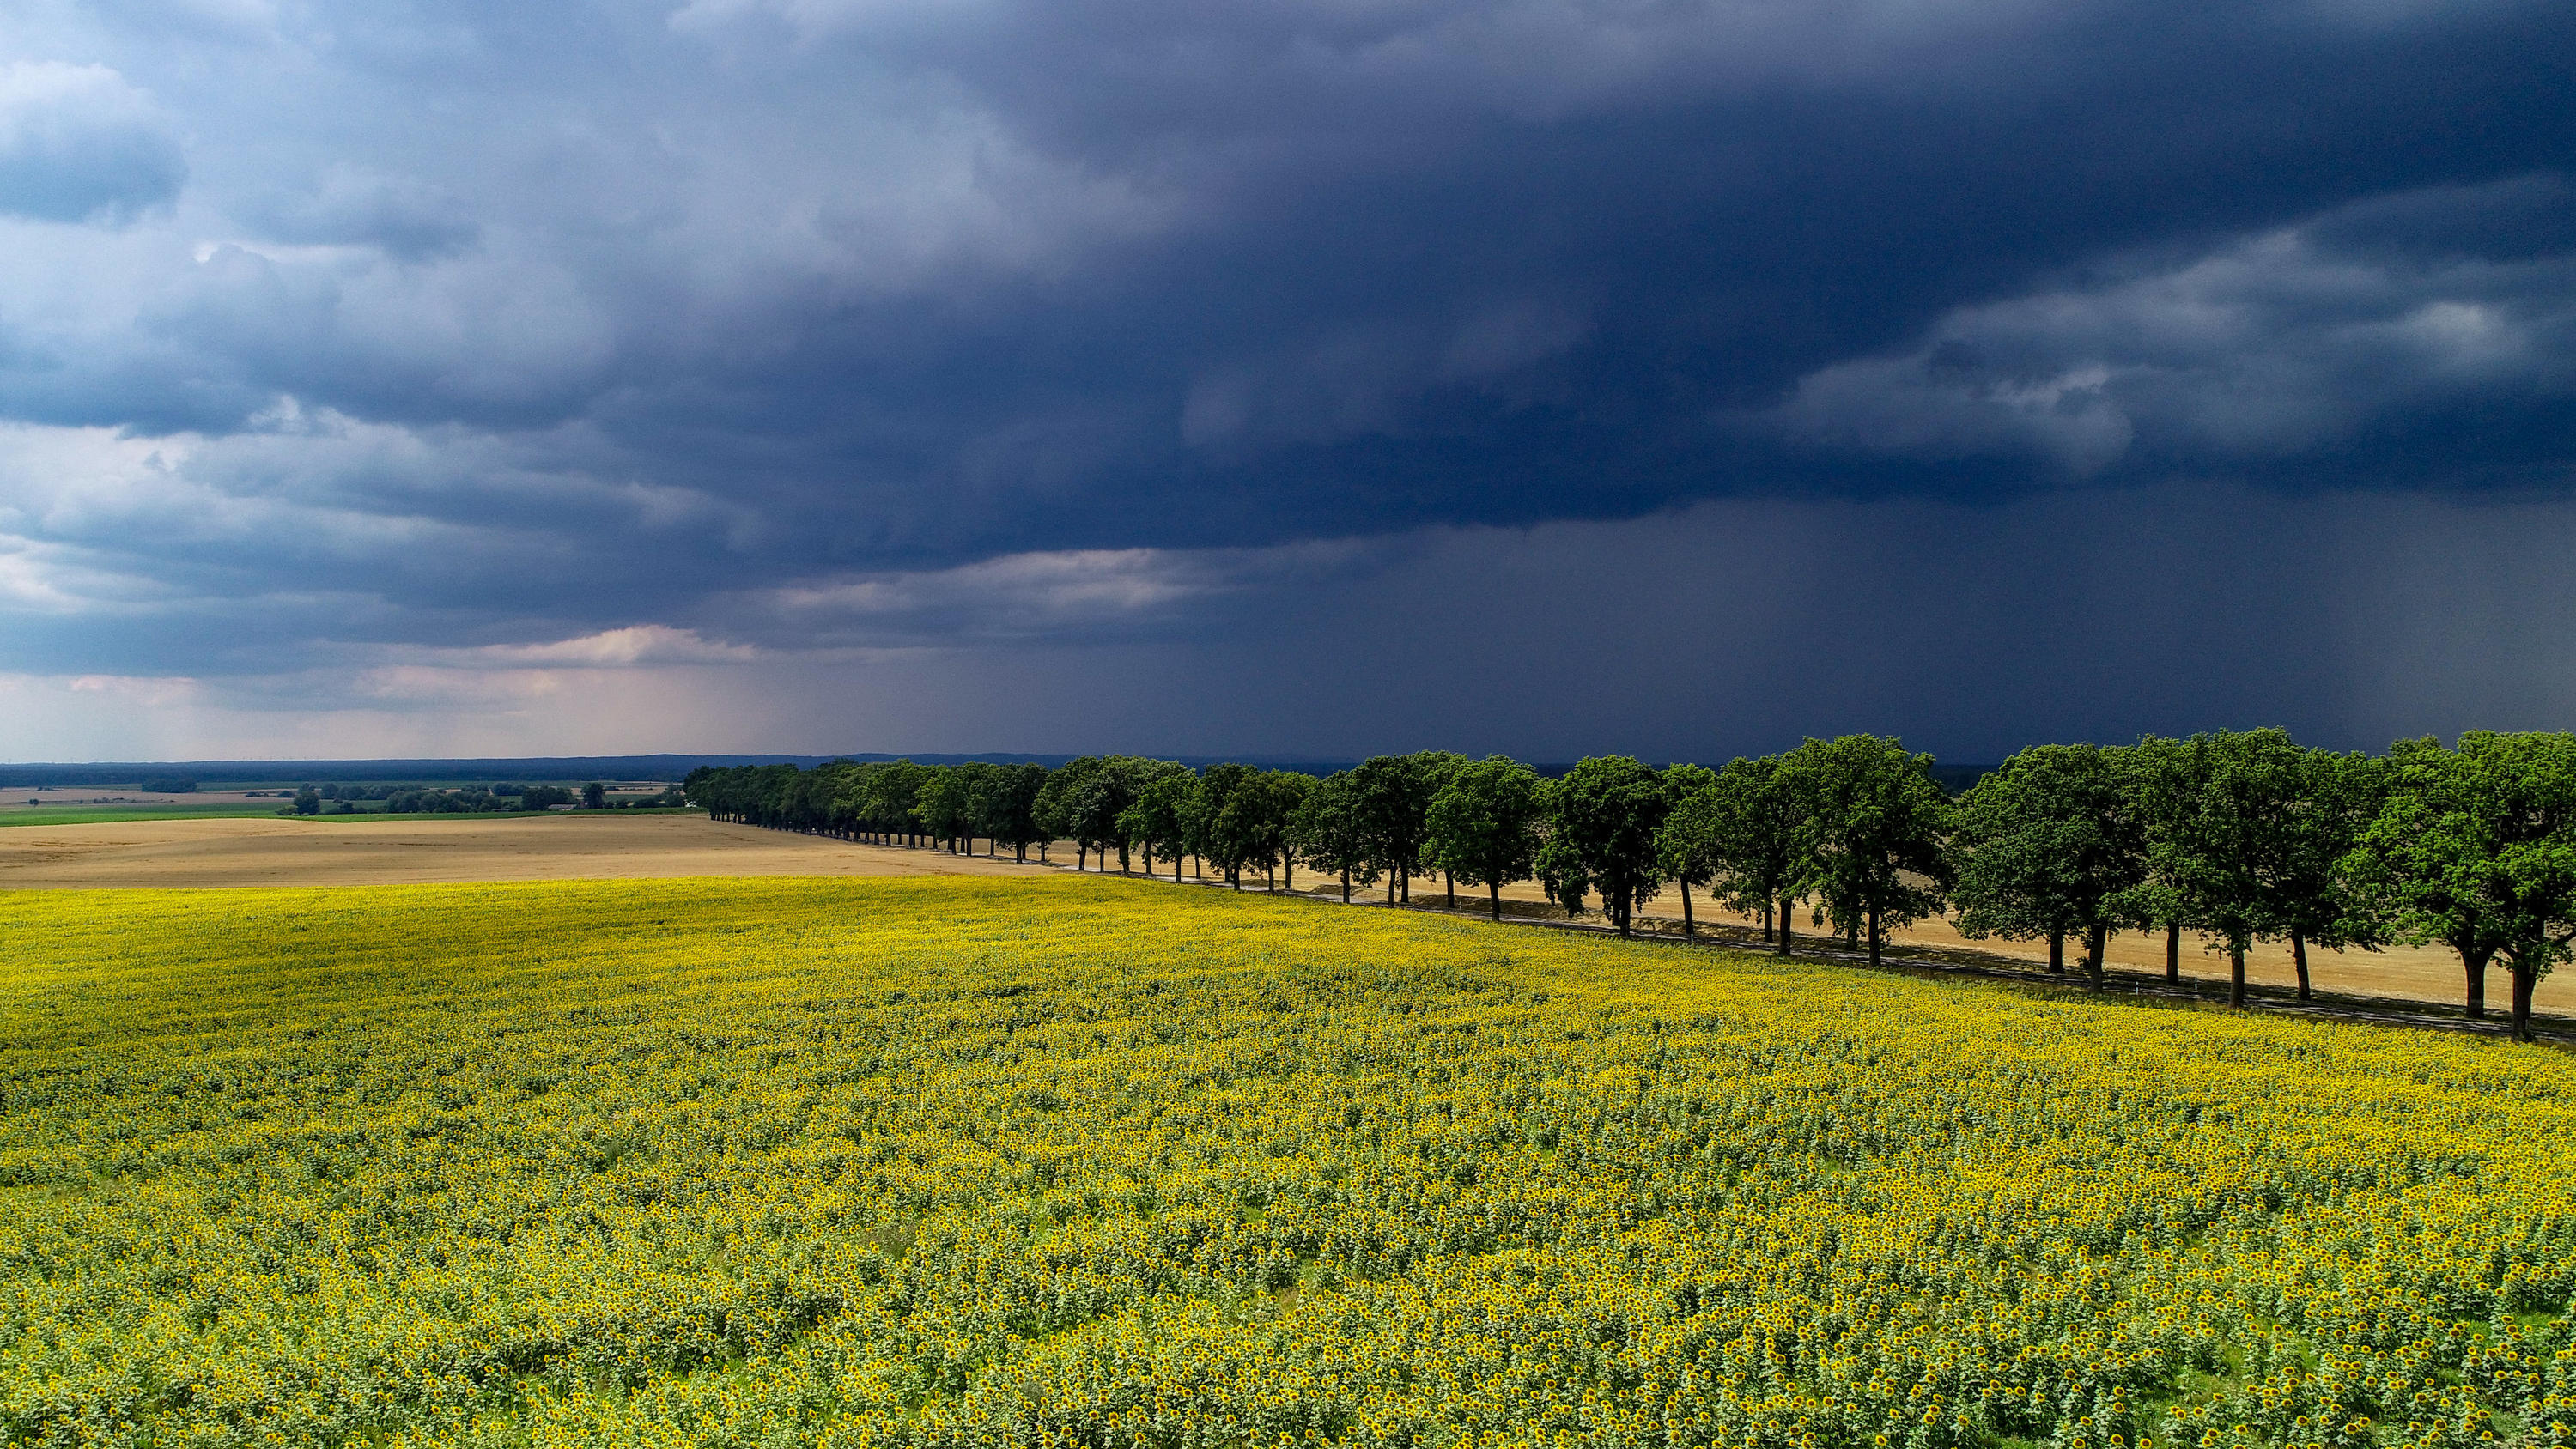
left=1616, top=890, right=1631, bottom=937
left=1119, top=844, right=1130, bottom=875
left=1174, top=852, right=1182, bottom=883
left=2229, top=943, right=2246, bottom=1008
left=2512, top=962, right=2537, bottom=1040
left=2166, top=921, right=2180, bottom=985
left=2290, top=929, right=2311, bottom=1001
left=2462, top=946, right=2489, bottom=1019
left=1267, top=861, right=1275, bottom=891
left=1387, top=871, right=1397, bottom=905
left=1400, top=866, right=1410, bottom=904
left=1680, top=882, right=1694, bottom=937
left=2086, top=922, right=2108, bottom=989
left=2048, top=930, right=2064, bottom=975
left=1489, top=880, right=1502, bottom=921
left=1761, top=901, right=1773, bottom=942
left=1777, top=894, right=1794, bottom=957
left=1285, top=858, right=1295, bottom=892
left=1445, top=871, right=1455, bottom=909
left=1077, top=843, right=1086, bottom=871
left=1230, top=866, right=1241, bottom=891
left=1867, top=904, right=1880, bottom=967
left=1341, top=865, right=1352, bottom=904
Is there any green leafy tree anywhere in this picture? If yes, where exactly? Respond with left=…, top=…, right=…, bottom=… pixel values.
left=1539, top=755, right=1671, bottom=937
left=2266, top=746, right=2388, bottom=1001
left=2123, top=737, right=2210, bottom=985
left=1410, top=752, right=1471, bottom=905
left=1120, top=767, right=1200, bottom=882
left=2347, top=731, right=2576, bottom=1036
left=913, top=767, right=971, bottom=852
left=581, top=781, right=607, bottom=809
left=1346, top=755, right=1443, bottom=905
left=867, top=761, right=934, bottom=846
left=1087, top=757, right=1171, bottom=874
left=1653, top=764, right=1721, bottom=937
left=2151, top=732, right=2273, bottom=1005
left=1035, top=756, right=1155, bottom=870
left=1952, top=743, right=2149, bottom=985
left=801, top=761, right=856, bottom=836
left=1535, top=786, right=1588, bottom=919
left=2153, top=729, right=2376, bottom=1007
left=1425, top=756, right=1546, bottom=920
left=294, top=785, right=320, bottom=816
left=1184, top=763, right=1260, bottom=887
left=1703, top=755, right=1807, bottom=955
left=823, top=761, right=872, bottom=840
left=1782, top=736, right=1953, bottom=968
left=1246, top=771, right=1315, bottom=890
left=1291, top=772, right=1379, bottom=904
left=1034, top=758, right=1102, bottom=866
left=949, top=763, right=998, bottom=851
left=973, top=763, right=1050, bottom=861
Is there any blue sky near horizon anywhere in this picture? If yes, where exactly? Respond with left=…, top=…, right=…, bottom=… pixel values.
left=1, top=0, right=2573, bottom=764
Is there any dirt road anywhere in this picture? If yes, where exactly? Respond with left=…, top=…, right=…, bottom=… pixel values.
left=1362, top=873, right=2574, bottom=1015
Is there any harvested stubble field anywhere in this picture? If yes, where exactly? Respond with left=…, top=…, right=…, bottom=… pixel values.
left=0, top=814, right=1046, bottom=890
left=4, top=876, right=2575, bottom=1449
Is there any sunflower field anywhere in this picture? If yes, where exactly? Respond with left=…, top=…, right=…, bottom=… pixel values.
left=1, top=875, right=2572, bottom=1449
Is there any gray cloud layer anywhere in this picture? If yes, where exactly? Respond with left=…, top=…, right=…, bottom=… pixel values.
left=1, top=0, right=2573, bottom=755
left=0, top=60, right=184, bottom=222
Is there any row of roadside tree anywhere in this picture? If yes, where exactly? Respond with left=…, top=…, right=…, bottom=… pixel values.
left=683, top=728, right=2576, bottom=1038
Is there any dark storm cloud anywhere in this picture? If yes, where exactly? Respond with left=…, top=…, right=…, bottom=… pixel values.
left=3, top=0, right=2576, bottom=748
left=1754, top=176, right=2576, bottom=490
left=584, top=0, right=2576, bottom=555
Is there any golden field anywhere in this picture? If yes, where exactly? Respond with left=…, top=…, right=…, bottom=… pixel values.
left=0, top=814, right=1048, bottom=890
left=3, top=876, right=2573, bottom=1448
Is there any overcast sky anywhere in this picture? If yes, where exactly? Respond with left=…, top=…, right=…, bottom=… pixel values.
left=2, top=0, right=2572, bottom=763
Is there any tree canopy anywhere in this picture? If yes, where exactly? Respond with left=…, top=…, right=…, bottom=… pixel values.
left=2348, top=731, right=2576, bottom=1036
left=1952, top=743, right=2149, bottom=983
left=1425, top=756, right=1546, bottom=920
left=1538, top=755, right=1670, bottom=937
left=678, top=729, right=2576, bottom=1034
left=1783, top=736, right=1953, bottom=968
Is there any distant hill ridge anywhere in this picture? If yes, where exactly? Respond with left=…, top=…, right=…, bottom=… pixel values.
left=0, top=753, right=1999, bottom=791
left=0, top=753, right=1350, bottom=787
